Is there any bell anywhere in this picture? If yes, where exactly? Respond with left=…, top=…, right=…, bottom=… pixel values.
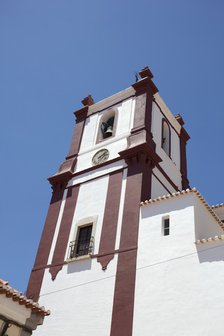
left=104, top=125, right=113, bottom=138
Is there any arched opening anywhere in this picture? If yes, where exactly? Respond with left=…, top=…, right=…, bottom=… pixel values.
left=101, top=115, right=114, bottom=139
left=96, top=108, right=117, bottom=143
left=161, top=119, right=171, bottom=156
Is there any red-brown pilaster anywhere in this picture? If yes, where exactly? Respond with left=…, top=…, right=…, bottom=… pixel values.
left=110, top=152, right=155, bottom=336
left=49, top=184, right=80, bottom=280
left=26, top=184, right=65, bottom=301
left=48, top=105, right=88, bottom=186
left=110, top=67, right=161, bottom=335
left=175, top=114, right=190, bottom=190
left=97, top=170, right=123, bottom=270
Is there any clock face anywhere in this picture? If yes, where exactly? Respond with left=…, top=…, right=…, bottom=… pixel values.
left=92, top=149, right=109, bottom=166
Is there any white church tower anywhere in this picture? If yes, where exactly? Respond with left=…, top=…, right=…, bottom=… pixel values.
left=27, top=67, right=224, bottom=336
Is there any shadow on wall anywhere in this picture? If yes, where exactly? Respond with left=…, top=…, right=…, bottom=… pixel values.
left=141, top=198, right=193, bottom=219
left=196, top=244, right=224, bottom=263
left=67, top=258, right=92, bottom=274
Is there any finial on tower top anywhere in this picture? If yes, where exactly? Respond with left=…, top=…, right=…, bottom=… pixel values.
left=81, top=95, right=95, bottom=107
left=175, top=114, right=185, bottom=126
left=138, top=66, right=154, bottom=79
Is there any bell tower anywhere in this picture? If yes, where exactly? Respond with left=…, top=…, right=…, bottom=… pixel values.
left=27, top=67, right=189, bottom=336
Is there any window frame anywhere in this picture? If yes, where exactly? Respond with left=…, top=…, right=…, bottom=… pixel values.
left=75, top=224, right=93, bottom=257
left=161, top=118, right=171, bottom=158
left=162, top=217, right=170, bottom=236
left=67, top=216, right=98, bottom=261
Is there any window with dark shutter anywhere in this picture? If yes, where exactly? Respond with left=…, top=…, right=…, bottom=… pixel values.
left=76, top=225, right=93, bottom=257
left=162, top=218, right=170, bottom=236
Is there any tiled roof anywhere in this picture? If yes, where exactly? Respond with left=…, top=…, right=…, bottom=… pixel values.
left=140, top=188, right=224, bottom=230
left=0, top=278, right=50, bottom=316
left=195, top=235, right=224, bottom=245
left=211, top=203, right=224, bottom=209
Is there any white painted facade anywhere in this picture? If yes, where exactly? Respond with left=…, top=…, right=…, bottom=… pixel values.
left=133, top=193, right=224, bottom=336
left=36, top=257, right=118, bottom=336
left=35, top=168, right=128, bottom=336
left=31, top=74, right=224, bottom=336
left=151, top=95, right=182, bottom=191
left=76, top=97, right=135, bottom=173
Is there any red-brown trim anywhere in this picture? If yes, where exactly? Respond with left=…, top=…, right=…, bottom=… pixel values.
left=110, top=151, right=154, bottom=336
left=152, top=171, right=172, bottom=195
left=26, top=184, right=65, bottom=301
left=88, top=95, right=135, bottom=118
left=174, top=114, right=190, bottom=190
left=161, top=118, right=171, bottom=158
left=48, top=106, right=89, bottom=187
left=180, top=127, right=190, bottom=189
left=97, top=170, right=123, bottom=270
left=156, top=164, right=179, bottom=192
left=153, top=98, right=179, bottom=136
left=132, top=77, right=154, bottom=135
left=110, top=155, right=152, bottom=335
left=58, top=157, right=124, bottom=188
left=28, top=246, right=139, bottom=273
left=65, top=167, right=124, bottom=191
left=110, top=69, right=160, bottom=335
left=66, top=106, right=88, bottom=159
left=49, top=184, right=80, bottom=280
left=50, top=156, right=123, bottom=188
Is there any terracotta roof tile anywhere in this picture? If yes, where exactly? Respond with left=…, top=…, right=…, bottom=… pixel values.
left=195, top=235, right=224, bottom=245
left=140, top=188, right=224, bottom=231
left=0, top=278, right=50, bottom=316
left=211, top=203, right=224, bottom=209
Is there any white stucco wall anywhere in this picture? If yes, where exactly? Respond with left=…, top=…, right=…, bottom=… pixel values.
left=36, top=169, right=128, bottom=336
left=35, top=257, right=118, bottom=336
left=133, top=193, right=224, bottom=336
left=151, top=167, right=177, bottom=199
left=66, top=175, right=109, bottom=257
left=151, top=100, right=182, bottom=190
left=76, top=97, right=135, bottom=173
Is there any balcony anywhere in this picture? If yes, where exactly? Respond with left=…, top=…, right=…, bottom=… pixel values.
left=68, top=236, right=94, bottom=259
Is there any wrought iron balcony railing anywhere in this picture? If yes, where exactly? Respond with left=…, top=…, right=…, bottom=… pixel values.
left=68, top=236, right=94, bottom=259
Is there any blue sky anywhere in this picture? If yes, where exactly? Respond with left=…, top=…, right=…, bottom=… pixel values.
left=0, top=0, right=224, bottom=292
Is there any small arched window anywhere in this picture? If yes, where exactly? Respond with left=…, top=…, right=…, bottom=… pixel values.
left=96, top=108, right=117, bottom=143
left=161, top=119, right=171, bottom=157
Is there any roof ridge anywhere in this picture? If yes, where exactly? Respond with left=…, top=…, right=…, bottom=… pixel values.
left=195, top=234, right=224, bottom=245
left=140, top=188, right=224, bottom=231
left=211, top=203, right=224, bottom=209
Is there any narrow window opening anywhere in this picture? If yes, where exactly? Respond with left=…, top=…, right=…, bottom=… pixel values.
left=162, top=218, right=170, bottom=236
left=69, top=224, right=93, bottom=258
left=76, top=225, right=93, bottom=256
left=162, top=119, right=171, bottom=157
